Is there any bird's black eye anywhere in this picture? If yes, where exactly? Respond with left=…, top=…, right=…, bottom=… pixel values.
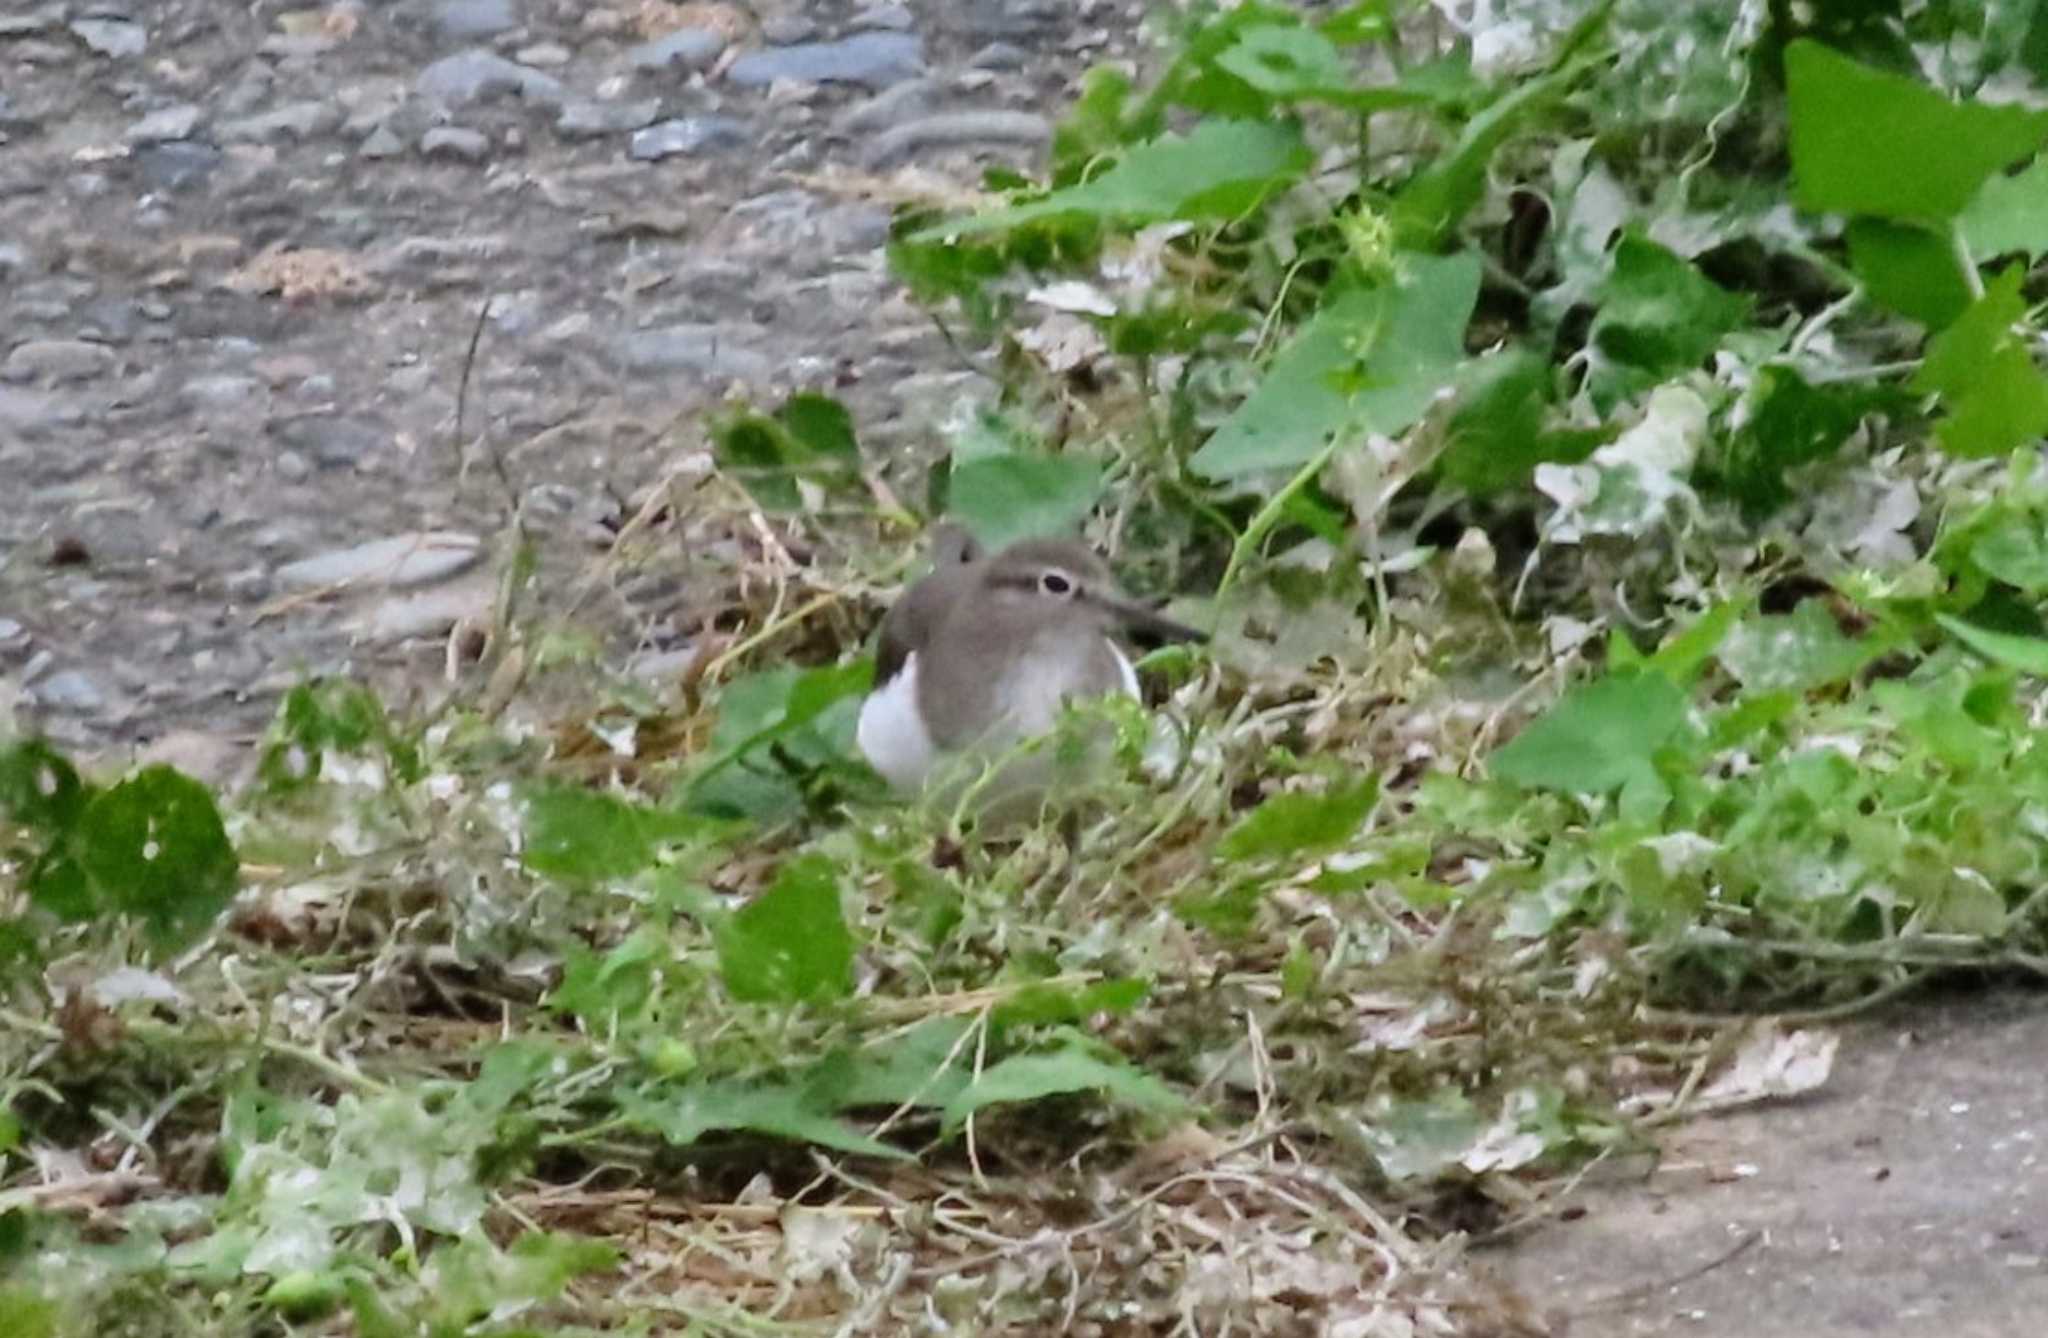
left=1040, top=570, right=1073, bottom=596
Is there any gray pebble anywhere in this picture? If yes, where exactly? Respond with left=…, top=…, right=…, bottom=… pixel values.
left=613, top=323, right=771, bottom=381
left=421, top=125, right=490, bottom=160
left=276, top=531, right=483, bottom=591
left=267, top=413, right=389, bottom=468
left=968, top=40, right=1028, bottom=70
left=556, top=98, right=660, bottom=138
left=863, top=109, right=1051, bottom=167
left=274, top=450, right=311, bottom=481
left=961, top=0, right=1061, bottom=39
left=180, top=374, right=261, bottom=409
left=628, top=26, right=725, bottom=73
left=628, top=116, right=748, bottom=160
left=360, top=124, right=405, bottom=159
left=760, top=15, right=817, bottom=44
left=833, top=76, right=934, bottom=135
left=517, top=42, right=570, bottom=66
left=3, top=339, right=117, bottom=384
left=34, top=669, right=108, bottom=715
left=132, top=142, right=222, bottom=190
left=431, top=0, right=519, bottom=40
left=849, top=3, right=917, bottom=31
left=0, top=244, right=26, bottom=278
left=218, top=100, right=341, bottom=145
left=0, top=14, right=52, bottom=37
left=727, top=32, right=925, bottom=90
left=126, top=103, right=202, bottom=144
left=70, top=16, right=145, bottom=58
left=417, top=48, right=564, bottom=108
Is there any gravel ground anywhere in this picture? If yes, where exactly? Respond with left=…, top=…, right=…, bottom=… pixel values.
left=1, top=0, right=1136, bottom=754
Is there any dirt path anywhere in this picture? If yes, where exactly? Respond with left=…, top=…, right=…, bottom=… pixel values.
left=1493, top=989, right=2048, bottom=1337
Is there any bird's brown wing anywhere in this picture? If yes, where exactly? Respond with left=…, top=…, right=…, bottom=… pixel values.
left=875, top=563, right=974, bottom=687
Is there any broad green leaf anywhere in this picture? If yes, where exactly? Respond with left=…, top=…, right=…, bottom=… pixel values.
left=913, top=120, right=1311, bottom=240
left=686, top=661, right=873, bottom=822
left=1491, top=671, right=1691, bottom=798
left=1646, top=600, right=1747, bottom=685
left=940, top=1038, right=1182, bottom=1132
left=624, top=1078, right=907, bottom=1159
left=548, top=927, right=670, bottom=1026
left=258, top=679, right=422, bottom=791
left=991, top=977, right=1150, bottom=1030
left=522, top=785, right=709, bottom=884
left=829, top=1017, right=974, bottom=1109
left=1719, top=366, right=1890, bottom=515
left=713, top=395, right=864, bottom=514
left=1961, top=156, right=2048, bottom=260
left=1845, top=218, right=1972, bottom=328
left=947, top=453, right=1105, bottom=551
left=1190, top=253, right=1481, bottom=479
left=0, top=740, right=89, bottom=834
left=777, top=393, right=860, bottom=466
left=1438, top=349, right=1599, bottom=495
left=1215, top=24, right=1435, bottom=112
left=716, top=854, right=854, bottom=1005
left=0, top=1290, right=58, bottom=1338
left=68, top=766, right=237, bottom=947
left=1937, top=613, right=2048, bottom=675
left=1588, top=234, right=1748, bottom=400
left=1717, top=601, right=1874, bottom=693
left=1914, top=267, right=2048, bottom=457
left=1786, top=39, right=2048, bottom=221
left=1390, top=55, right=1585, bottom=248
left=1218, top=776, right=1380, bottom=862
left=1971, top=513, right=2048, bottom=592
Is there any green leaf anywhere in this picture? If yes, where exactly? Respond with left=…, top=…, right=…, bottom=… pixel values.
left=940, top=1038, right=1182, bottom=1132
left=713, top=397, right=865, bottom=514
left=1438, top=349, right=1598, bottom=495
left=1786, top=38, right=2048, bottom=221
left=913, top=120, right=1311, bottom=240
left=717, top=854, right=854, bottom=1005
left=777, top=393, right=860, bottom=467
left=686, top=661, right=873, bottom=821
left=947, top=453, right=1106, bottom=551
left=624, top=1078, right=908, bottom=1159
left=1588, top=234, right=1748, bottom=400
left=1190, top=253, right=1481, bottom=479
left=1971, top=513, right=2048, bottom=592
left=1845, top=218, right=1972, bottom=328
left=0, top=1289, right=58, bottom=1338
left=1390, top=54, right=1587, bottom=248
left=1913, top=267, right=2048, bottom=458
left=65, top=766, right=237, bottom=947
left=1215, top=23, right=1436, bottom=112
left=1219, top=776, right=1380, bottom=862
left=1646, top=600, right=1747, bottom=685
left=1937, top=613, right=2048, bottom=675
left=1960, top=155, right=2048, bottom=260
left=1491, top=671, right=1691, bottom=799
left=1719, top=366, right=1891, bottom=515
left=0, top=740, right=89, bottom=834
left=1359, top=1087, right=1485, bottom=1181
left=1717, top=601, right=1875, bottom=693
left=990, top=977, right=1150, bottom=1030
left=522, top=785, right=710, bottom=884
left=258, top=679, right=421, bottom=792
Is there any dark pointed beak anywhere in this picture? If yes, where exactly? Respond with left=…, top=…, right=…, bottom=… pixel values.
left=1089, top=591, right=1209, bottom=646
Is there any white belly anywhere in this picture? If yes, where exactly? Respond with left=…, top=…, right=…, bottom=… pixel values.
left=857, top=652, right=942, bottom=791
left=856, top=644, right=1140, bottom=795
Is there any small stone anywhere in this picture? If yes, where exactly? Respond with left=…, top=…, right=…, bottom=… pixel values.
left=351, top=573, right=495, bottom=643
left=126, top=103, right=202, bottom=144
left=132, top=142, right=222, bottom=190
left=760, top=15, right=816, bottom=43
left=832, top=76, right=934, bottom=135
left=863, top=109, right=1051, bottom=167
left=556, top=97, right=660, bottom=138
left=517, top=41, right=571, bottom=66
left=960, top=0, right=1060, bottom=40
left=267, top=413, right=390, bottom=468
left=629, top=26, right=726, bottom=73
left=33, top=669, right=107, bottom=714
left=275, top=449, right=311, bottom=481
left=70, top=16, right=146, bottom=58
left=3, top=339, right=117, bottom=384
left=421, top=125, right=490, bottom=160
left=359, top=124, right=405, bottom=158
left=217, top=100, right=341, bottom=144
left=613, top=323, right=771, bottom=380
left=417, top=48, right=565, bottom=107
left=275, top=531, right=484, bottom=591
left=726, top=32, right=924, bottom=90
left=968, top=40, right=1027, bottom=70
left=849, top=3, right=916, bottom=31
left=0, top=14, right=53, bottom=37
left=628, top=116, right=748, bottom=160
left=431, top=0, right=518, bottom=40
left=180, top=374, right=261, bottom=409
left=0, top=244, right=26, bottom=278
